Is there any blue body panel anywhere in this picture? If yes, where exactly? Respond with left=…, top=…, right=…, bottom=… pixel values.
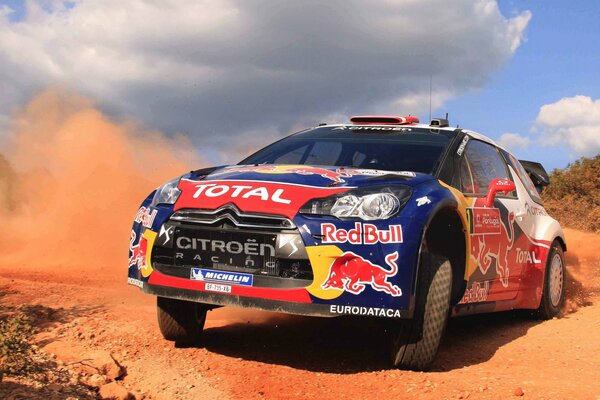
left=128, top=166, right=460, bottom=318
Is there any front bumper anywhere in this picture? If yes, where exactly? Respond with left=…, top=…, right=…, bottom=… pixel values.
left=142, top=271, right=410, bottom=318
left=128, top=200, right=431, bottom=320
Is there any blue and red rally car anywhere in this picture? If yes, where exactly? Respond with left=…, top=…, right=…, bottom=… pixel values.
left=128, top=115, right=567, bottom=370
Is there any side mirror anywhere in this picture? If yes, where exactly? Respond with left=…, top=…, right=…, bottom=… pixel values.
left=485, top=178, right=516, bottom=208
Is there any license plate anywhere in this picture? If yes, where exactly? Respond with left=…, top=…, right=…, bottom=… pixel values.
left=205, top=283, right=232, bottom=293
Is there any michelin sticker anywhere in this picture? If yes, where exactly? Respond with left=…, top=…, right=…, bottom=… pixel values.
left=191, top=268, right=253, bottom=286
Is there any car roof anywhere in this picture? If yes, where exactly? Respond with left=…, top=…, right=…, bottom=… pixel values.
left=460, top=128, right=501, bottom=149
left=316, top=123, right=502, bottom=149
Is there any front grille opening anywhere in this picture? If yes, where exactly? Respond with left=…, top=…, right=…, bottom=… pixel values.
left=171, top=204, right=295, bottom=231
left=150, top=215, right=313, bottom=288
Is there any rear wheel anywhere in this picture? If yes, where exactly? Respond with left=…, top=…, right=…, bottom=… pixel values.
left=157, top=297, right=207, bottom=344
left=391, top=251, right=452, bottom=371
left=536, top=241, right=566, bottom=319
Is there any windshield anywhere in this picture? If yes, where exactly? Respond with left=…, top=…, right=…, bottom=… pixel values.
left=240, top=126, right=454, bottom=174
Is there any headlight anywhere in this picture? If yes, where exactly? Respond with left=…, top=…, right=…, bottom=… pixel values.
left=300, top=185, right=412, bottom=220
left=150, top=177, right=182, bottom=207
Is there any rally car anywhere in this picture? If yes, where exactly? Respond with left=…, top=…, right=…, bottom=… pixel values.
left=128, top=115, right=566, bottom=370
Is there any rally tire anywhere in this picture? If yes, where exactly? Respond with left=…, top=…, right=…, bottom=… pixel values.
left=391, top=252, right=452, bottom=371
left=536, top=241, right=566, bottom=319
left=157, top=297, right=207, bottom=344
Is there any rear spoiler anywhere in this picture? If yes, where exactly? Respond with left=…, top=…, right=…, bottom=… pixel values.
left=519, top=160, right=550, bottom=190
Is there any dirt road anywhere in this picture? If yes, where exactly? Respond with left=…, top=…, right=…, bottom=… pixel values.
left=1, top=228, right=599, bottom=400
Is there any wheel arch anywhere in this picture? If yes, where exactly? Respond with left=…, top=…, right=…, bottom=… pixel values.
left=420, top=203, right=469, bottom=306
left=535, top=218, right=567, bottom=253
left=554, top=235, right=567, bottom=252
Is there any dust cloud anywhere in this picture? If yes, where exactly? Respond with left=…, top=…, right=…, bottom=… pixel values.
left=0, top=88, right=202, bottom=276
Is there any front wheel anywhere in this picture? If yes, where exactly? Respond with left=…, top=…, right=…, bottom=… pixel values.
left=157, top=297, right=208, bottom=344
left=391, top=251, right=452, bottom=371
left=536, top=241, right=566, bottom=319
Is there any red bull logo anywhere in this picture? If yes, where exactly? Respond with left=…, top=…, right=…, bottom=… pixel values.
left=459, top=281, right=490, bottom=304
left=134, top=206, right=157, bottom=228
left=321, top=222, right=403, bottom=245
left=322, top=251, right=402, bottom=297
left=128, top=231, right=148, bottom=271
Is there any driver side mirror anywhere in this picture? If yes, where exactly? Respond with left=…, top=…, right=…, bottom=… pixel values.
left=485, top=178, right=516, bottom=208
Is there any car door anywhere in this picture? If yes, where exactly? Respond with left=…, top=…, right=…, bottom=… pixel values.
left=501, top=151, right=553, bottom=296
left=453, top=138, right=524, bottom=302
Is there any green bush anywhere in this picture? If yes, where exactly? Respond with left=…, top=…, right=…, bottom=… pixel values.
left=0, top=313, right=35, bottom=381
left=542, top=155, right=600, bottom=232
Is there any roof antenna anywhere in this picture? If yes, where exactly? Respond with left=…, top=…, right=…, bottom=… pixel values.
left=428, top=74, right=432, bottom=122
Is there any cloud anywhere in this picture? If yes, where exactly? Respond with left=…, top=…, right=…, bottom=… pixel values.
left=0, top=87, right=202, bottom=271
left=536, top=95, right=600, bottom=156
left=0, top=1, right=530, bottom=161
left=497, top=132, right=531, bottom=149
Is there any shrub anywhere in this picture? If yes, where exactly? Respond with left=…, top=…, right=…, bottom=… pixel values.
left=0, top=313, right=35, bottom=381
left=542, top=155, right=600, bottom=232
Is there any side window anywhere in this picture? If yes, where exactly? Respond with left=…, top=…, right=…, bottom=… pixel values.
left=502, top=150, right=543, bottom=204
left=460, top=140, right=514, bottom=196
left=458, top=155, right=476, bottom=194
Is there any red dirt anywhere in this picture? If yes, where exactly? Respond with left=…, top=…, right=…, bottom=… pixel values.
left=1, top=90, right=600, bottom=399
left=0, top=228, right=598, bottom=399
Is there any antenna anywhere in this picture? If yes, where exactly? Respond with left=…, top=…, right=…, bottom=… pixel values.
left=429, top=75, right=432, bottom=122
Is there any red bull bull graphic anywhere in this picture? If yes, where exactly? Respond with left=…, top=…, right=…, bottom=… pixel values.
left=340, top=168, right=416, bottom=179
left=322, top=251, right=402, bottom=297
left=214, top=165, right=416, bottom=183
left=460, top=193, right=554, bottom=305
left=128, top=230, right=147, bottom=271
left=128, top=229, right=156, bottom=278
left=469, top=205, right=516, bottom=287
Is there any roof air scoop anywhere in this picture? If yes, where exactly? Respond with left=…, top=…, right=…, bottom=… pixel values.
left=350, top=115, right=420, bottom=125
left=430, top=118, right=449, bottom=128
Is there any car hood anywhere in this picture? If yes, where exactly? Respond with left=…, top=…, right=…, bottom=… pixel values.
left=188, top=164, right=434, bottom=188
left=173, top=165, right=435, bottom=218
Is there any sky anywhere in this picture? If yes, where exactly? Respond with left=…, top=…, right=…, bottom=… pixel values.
left=0, top=0, right=598, bottom=170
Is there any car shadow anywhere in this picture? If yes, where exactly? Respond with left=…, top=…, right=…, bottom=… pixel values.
left=201, top=313, right=391, bottom=373
left=199, top=257, right=596, bottom=374
left=199, top=308, right=539, bottom=373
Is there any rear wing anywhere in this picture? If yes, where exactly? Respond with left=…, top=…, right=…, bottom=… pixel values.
left=519, top=160, right=550, bottom=191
